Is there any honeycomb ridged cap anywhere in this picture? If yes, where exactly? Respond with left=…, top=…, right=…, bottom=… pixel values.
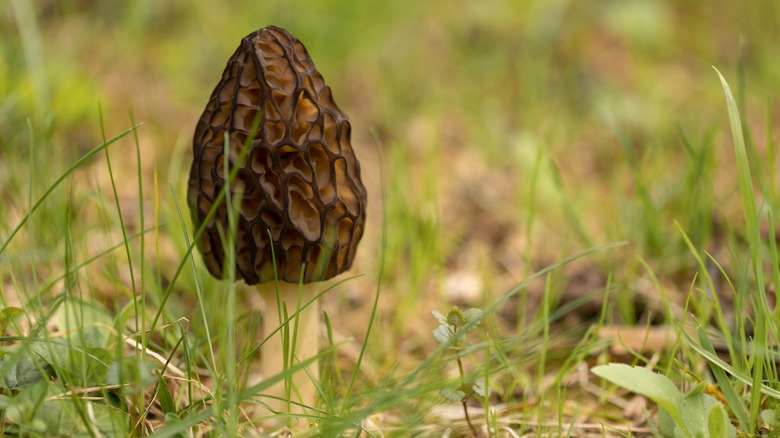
left=187, top=26, right=367, bottom=285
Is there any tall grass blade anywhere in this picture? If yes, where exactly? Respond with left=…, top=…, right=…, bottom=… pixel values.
left=681, top=329, right=780, bottom=399
left=169, top=185, right=217, bottom=372
left=714, top=67, right=769, bottom=432
left=98, top=107, right=138, bottom=306
left=674, top=221, right=734, bottom=360
left=129, top=109, right=146, bottom=345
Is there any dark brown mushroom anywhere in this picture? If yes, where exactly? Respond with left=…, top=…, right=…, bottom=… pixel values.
left=187, top=25, right=366, bottom=421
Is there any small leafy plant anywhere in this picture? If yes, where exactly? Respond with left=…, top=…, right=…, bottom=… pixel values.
left=592, top=363, right=735, bottom=438
left=432, top=307, right=489, bottom=436
left=0, top=298, right=148, bottom=435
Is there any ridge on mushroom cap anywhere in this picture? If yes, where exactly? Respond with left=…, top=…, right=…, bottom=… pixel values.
left=187, top=25, right=367, bottom=285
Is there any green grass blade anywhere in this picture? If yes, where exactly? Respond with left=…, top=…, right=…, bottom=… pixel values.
left=26, top=120, right=39, bottom=292
left=98, top=106, right=138, bottom=308
left=674, top=221, right=734, bottom=359
left=714, top=67, right=768, bottom=432
left=682, top=329, right=780, bottom=400
left=129, top=109, right=146, bottom=348
left=168, top=184, right=217, bottom=373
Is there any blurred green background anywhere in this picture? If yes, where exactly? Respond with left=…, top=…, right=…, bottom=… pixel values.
left=4, top=0, right=780, bottom=352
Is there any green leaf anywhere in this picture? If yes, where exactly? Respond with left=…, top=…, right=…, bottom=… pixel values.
left=593, top=363, right=689, bottom=435
left=5, top=399, right=48, bottom=433
left=696, top=325, right=749, bottom=431
left=446, top=308, right=467, bottom=328
left=707, top=402, right=733, bottom=438
left=593, top=364, right=683, bottom=420
left=678, top=392, right=735, bottom=438
left=105, top=356, right=157, bottom=391
left=34, top=400, right=75, bottom=435
left=4, top=380, right=49, bottom=431
left=54, top=299, right=113, bottom=347
left=157, top=373, right=176, bottom=415
left=687, top=381, right=708, bottom=397
left=432, top=325, right=451, bottom=344
left=0, top=343, right=56, bottom=389
left=0, top=307, right=23, bottom=334
left=431, top=311, right=448, bottom=326
left=472, top=379, right=489, bottom=398
left=594, top=364, right=736, bottom=438
left=3, top=377, right=128, bottom=435
left=463, top=308, right=482, bottom=326
left=679, top=392, right=716, bottom=437
left=761, top=409, right=780, bottom=427
left=38, top=400, right=123, bottom=435
left=64, top=346, right=112, bottom=385
left=165, top=411, right=182, bottom=424
left=73, top=325, right=108, bottom=349
left=439, top=387, right=465, bottom=401
left=658, top=407, right=678, bottom=438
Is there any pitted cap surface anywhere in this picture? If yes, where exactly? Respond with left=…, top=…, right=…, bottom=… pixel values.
left=188, top=26, right=366, bottom=284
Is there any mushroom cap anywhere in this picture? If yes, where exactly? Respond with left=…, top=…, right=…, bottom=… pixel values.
left=187, top=26, right=367, bottom=285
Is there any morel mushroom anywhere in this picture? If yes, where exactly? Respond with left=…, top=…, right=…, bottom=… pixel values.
left=187, top=25, right=366, bottom=419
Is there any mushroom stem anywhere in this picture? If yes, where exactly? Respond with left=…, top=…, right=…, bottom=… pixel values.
left=260, top=282, right=320, bottom=422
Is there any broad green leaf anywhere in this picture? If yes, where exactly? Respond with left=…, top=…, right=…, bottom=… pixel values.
left=4, top=378, right=127, bottom=435
left=681, top=393, right=735, bottom=438
left=64, top=346, right=112, bottom=385
left=0, top=343, right=56, bottom=388
left=28, top=340, right=70, bottom=368
left=5, top=380, right=49, bottom=430
left=36, top=400, right=123, bottom=436
left=678, top=392, right=716, bottom=437
left=34, top=400, right=75, bottom=435
left=707, top=402, right=733, bottom=438
left=592, top=364, right=684, bottom=429
left=594, top=365, right=735, bottom=438
left=4, top=400, right=48, bottom=432
left=72, top=325, right=108, bottom=349
left=658, top=408, right=677, bottom=437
